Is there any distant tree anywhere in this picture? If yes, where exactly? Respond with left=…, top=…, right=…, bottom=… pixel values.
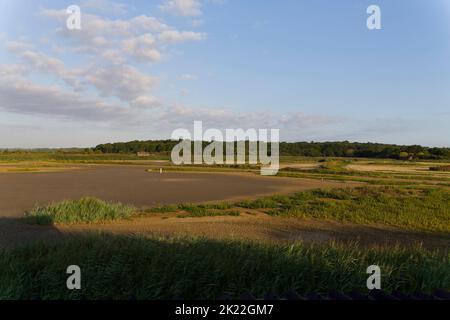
left=399, top=151, right=410, bottom=160
left=344, top=149, right=355, bottom=157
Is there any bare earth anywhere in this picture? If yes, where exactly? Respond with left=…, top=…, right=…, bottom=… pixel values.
left=347, top=163, right=436, bottom=173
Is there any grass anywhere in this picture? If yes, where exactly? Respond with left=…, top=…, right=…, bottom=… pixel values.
left=240, top=186, right=450, bottom=233
left=24, top=198, right=134, bottom=225
left=24, top=199, right=240, bottom=225
left=0, top=234, right=448, bottom=299
left=238, top=198, right=280, bottom=209
left=0, top=152, right=169, bottom=162
left=146, top=203, right=237, bottom=217
left=144, top=204, right=179, bottom=213
left=180, top=210, right=240, bottom=218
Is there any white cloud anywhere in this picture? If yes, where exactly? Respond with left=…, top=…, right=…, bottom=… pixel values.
left=0, top=67, right=337, bottom=140
left=0, top=64, right=27, bottom=78
left=5, top=8, right=208, bottom=105
left=122, top=34, right=162, bottom=62
left=41, top=9, right=170, bottom=37
left=130, top=95, right=161, bottom=109
left=158, top=30, right=206, bottom=43
left=85, top=65, right=158, bottom=101
left=6, top=40, right=158, bottom=103
left=98, top=49, right=125, bottom=65
left=6, top=43, right=83, bottom=90
left=160, top=0, right=202, bottom=17
left=156, top=103, right=336, bottom=137
left=40, top=9, right=204, bottom=62
left=0, top=76, right=129, bottom=122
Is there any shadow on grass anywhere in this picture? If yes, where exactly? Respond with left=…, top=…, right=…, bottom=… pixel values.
left=0, top=230, right=449, bottom=300
left=0, top=217, right=62, bottom=250
left=263, top=222, right=450, bottom=251
left=21, top=214, right=54, bottom=226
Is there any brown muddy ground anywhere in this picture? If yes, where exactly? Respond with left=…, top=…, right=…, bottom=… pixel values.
left=0, top=165, right=357, bottom=217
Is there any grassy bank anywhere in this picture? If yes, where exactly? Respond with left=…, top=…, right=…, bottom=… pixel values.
left=0, top=235, right=448, bottom=299
left=24, top=198, right=240, bottom=225
left=24, top=198, right=134, bottom=225
left=240, top=187, right=450, bottom=233
left=151, top=186, right=450, bottom=234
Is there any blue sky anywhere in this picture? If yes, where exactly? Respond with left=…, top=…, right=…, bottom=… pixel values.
left=0, top=0, right=449, bottom=148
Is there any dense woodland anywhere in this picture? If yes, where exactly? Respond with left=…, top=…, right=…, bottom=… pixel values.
left=92, top=140, right=450, bottom=160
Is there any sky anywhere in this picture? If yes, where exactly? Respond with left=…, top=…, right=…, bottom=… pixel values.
left=0, top=0, right=449, bottom=148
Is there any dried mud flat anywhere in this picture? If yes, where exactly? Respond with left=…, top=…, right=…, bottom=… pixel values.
left=0, top=165, right=358, bottom=218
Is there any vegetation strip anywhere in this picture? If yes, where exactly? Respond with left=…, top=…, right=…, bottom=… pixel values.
left=148, top=186, right=450, bottom=234
left=24, top=186, right=450, bottom=235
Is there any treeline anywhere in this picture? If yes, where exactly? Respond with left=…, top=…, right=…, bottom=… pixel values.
left=93, top=140, right=450, bottom=160
left=94, top=140, right=179, bottom=154
left=279, top=141, right=450, bottom=159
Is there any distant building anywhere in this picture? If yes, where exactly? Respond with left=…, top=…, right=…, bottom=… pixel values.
left=137, top=151, right=150, bottom=157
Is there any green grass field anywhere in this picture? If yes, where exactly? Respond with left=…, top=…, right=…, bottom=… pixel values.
left=147, top=186, right=450, bottom=234
left=0, top=151, right=169, bottom=162
left=0, top=235, right=448, bottom=299
left=240, top=187, right=450, bottom=234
